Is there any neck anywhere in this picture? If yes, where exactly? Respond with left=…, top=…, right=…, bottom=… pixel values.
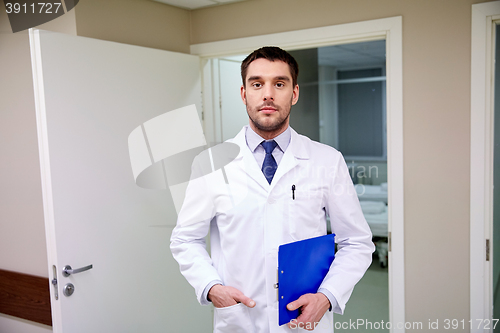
left=249, top=122, right=288, bottom=141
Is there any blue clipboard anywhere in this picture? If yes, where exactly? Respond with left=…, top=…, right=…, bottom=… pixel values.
left=278, top=234, right=335, bottom=326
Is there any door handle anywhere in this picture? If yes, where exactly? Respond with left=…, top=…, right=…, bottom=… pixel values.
left=62, top=264, right=93, bottom=277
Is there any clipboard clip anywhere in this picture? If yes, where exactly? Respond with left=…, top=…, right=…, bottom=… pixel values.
left=275, top=268, right=280, bottom=301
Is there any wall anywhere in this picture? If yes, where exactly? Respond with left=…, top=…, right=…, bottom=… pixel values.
left=189, top=0, right=489, bottom=330
left=0, top=5, right=76, bottom=333
left=0, top=1, right=190, bottom=331
left=75, top=0, right=191, bottom=53
left=0, top=0, right=78, bottom=279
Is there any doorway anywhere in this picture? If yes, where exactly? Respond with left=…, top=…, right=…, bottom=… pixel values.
left=215, top=39, right=389, bottom=332
left=192, top=17, right=403, bottom=331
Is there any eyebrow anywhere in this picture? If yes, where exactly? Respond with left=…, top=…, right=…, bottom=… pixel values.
left=247, top=75, right=291, bottom=82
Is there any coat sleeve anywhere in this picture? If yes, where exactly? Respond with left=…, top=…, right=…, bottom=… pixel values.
left=170, top=157, right=222, bottom=305
left=319, top=151, right=375, bottom=314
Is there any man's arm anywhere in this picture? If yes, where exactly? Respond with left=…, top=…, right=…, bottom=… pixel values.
left=171, top=153, right=257, bottom=308
left=170, top=162, right=223, bottom=306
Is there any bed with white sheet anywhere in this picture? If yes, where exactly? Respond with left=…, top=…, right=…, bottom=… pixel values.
left=357, top=183, right=389, bottom=267
left=360, top=201, right=388, bottom=238
left=356, top=182, right=388, bottom=204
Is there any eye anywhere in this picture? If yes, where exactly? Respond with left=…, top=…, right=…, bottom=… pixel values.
left=276, top=82, right=284, bottom=88
left=252, top=82, right=262, bottom=88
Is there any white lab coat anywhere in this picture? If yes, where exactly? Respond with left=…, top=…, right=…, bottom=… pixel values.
left=170, top=126, right=374, bottom=333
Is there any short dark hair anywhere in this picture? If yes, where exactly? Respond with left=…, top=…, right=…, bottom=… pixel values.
left=241, top=46, right=299, bottom=87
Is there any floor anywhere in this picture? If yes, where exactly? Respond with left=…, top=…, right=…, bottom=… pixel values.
left=334, top=256, right=389, bottom=332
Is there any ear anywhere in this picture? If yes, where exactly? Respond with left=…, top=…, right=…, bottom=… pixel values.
left=240, top=85, right=247, bottom=105
left=291, top=84, right=299, bottom=105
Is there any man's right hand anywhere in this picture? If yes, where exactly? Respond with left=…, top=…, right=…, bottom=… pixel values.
left=208, top=284, right=256, bottom=309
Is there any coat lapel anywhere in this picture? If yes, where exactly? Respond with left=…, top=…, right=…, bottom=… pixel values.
left=230, top=126, right=311, bottom=193
left=230, top=127, right=270, bottom=191
left=269, top=128, right=309, bottom=191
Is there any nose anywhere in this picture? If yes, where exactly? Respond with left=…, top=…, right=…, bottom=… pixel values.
left=263, top=85, right=274, bottom=101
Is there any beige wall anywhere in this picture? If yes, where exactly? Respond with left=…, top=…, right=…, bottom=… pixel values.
left=0, top=1, right=189, bottom=330
left=0, top=0, right=77, bottom=285
left=0, top=5, right=77, bottom=333
left=75, top=0, right=191, bottom=53
left=0, top=1, right=188, bottom=331
left=190, top=0, right=489, bottom=331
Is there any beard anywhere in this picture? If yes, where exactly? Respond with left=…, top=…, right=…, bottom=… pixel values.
left=246, top=100, right=292, bottom=133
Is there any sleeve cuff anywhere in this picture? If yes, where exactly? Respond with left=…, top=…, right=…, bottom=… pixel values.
left=202, top=280, right=224, bottom=304
left=318, top=288, right=341, bottom=313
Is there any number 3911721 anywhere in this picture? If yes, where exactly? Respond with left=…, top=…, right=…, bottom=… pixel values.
left=5, top=3, right=63, bottom=14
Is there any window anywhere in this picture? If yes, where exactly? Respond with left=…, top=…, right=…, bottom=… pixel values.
left=336, top=67, right=386, bottom=159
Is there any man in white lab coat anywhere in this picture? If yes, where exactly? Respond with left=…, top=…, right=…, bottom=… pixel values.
left=170, top=47, right=374, bottom=332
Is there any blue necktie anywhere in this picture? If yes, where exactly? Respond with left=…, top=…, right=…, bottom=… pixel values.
left=261, top=140, right=278, bottom=184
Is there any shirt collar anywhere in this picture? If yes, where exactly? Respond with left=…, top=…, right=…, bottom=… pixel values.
left=245, top=125, right=291, bottom=153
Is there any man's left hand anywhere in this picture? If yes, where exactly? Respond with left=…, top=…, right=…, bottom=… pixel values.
left=286, top=293, right=330, bottom=331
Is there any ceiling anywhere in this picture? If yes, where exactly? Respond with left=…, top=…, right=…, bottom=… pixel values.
left=153, top=0, right=251, bottom=10
left=318, top=40, right=386, bottom=69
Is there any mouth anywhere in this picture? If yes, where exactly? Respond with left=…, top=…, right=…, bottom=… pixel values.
left=259, top=107, right=277, bottom=114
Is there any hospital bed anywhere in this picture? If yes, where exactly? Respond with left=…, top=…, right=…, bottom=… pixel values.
left=356, top=183, right=388, bottom=267
left=356, top=182, right=388, bottom=204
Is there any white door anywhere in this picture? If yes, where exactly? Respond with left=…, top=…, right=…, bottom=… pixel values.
left=30, top=29, right=212, bottom=332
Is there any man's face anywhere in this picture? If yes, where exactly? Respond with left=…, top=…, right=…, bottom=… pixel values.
left=241, top=58, right=299, bottom=138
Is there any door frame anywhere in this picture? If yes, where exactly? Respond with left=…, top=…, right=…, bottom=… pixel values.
left=191, top=16, right=404, bottom=332
left=470, top=2, right=500, bottom=330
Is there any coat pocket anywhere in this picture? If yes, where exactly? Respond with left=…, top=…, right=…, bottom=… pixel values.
left=213, top=303, right=254, bottom=333
left=288, top=189, right=326, bottom=241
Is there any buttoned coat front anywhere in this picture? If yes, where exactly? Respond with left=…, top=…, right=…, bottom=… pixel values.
left=170, top=126, right=374, bottom=333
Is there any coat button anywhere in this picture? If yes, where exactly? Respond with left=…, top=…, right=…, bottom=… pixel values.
left=268, top=198, right=276, bottom=204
